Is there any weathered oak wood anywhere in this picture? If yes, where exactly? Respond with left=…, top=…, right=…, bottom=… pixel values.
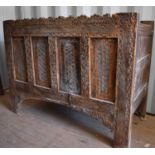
left=3, top=13, right=154, bottom=147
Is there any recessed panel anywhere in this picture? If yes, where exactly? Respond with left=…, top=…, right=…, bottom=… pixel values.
left=58, top=37, right=81, bottom=94
left=90, top=38, right=117, bottom=102
left=12, top=37, right=28, bottom=82
left=32, top=37, right=51, bottom=88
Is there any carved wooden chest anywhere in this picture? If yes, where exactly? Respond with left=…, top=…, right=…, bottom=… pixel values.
left=3, top=13, right=154, bottom=147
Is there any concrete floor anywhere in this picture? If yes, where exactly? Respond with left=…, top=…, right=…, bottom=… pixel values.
left=0, top=93, right=155, bottom=148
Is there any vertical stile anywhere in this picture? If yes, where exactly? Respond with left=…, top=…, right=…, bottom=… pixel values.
left=24, top=36, right=34, bottom=87
left=48, top=36, right=58, bottom=91
left=80, top=37, right=89, bottom=97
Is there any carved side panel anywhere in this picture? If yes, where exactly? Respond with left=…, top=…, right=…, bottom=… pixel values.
left=136, top=35, right=152, bottom=60
left=57, top=37, right=81, bottom=94
left=134, top=31, right=152, bottom=98
left=90, top=38, right=117, bottom=102
left=12, top=37, right=28, bottom=82
left=134, top=34, right=153, bottom=98
left=134, top=59, right=150, bottom=96
left=32, top=37, right=51, bottom=88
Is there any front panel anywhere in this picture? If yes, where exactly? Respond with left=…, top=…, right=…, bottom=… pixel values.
left=11, top=35, right=118, bottom=103
left=90, top=38, right=117, bottom=102
left=57, top=37, right=81, bottom=95
left=12, top=36, right=28, bottom=82
left=32, top=37, right=51, bottom=88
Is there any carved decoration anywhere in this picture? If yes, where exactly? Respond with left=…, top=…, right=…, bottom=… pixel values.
left=24, top=36, right=33, bottom=83
left=32, top=37, right=51, bottom=87
left=97, top=42, right=109, bottom=92
left=48, top=37, right=58, bottom=90
left=80, top=37, right=89, bottom=97
left=5, top=14, right=115, bottom=26
left=58, top=38, right=81, bottom=94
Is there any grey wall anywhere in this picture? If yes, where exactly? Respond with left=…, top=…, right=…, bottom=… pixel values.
left=0, top=6, right=155, bottom=114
